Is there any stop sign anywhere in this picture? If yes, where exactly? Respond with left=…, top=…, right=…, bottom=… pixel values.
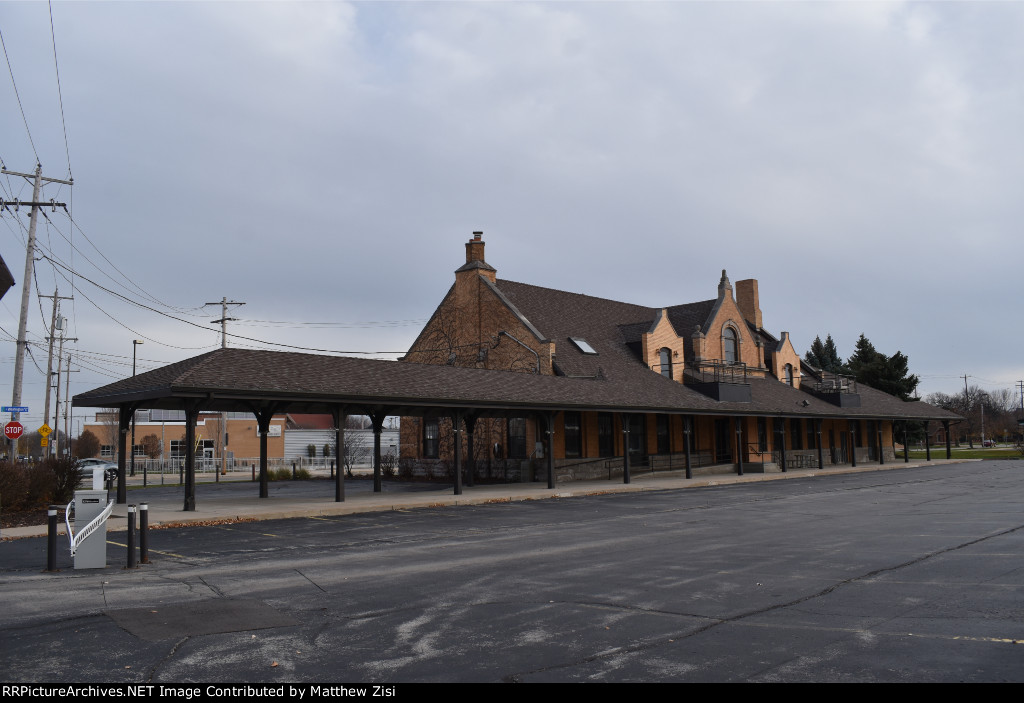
left=4, top=421, right=24, bottom=439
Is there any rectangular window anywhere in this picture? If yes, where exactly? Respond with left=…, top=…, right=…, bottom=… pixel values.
left=563, top=412, right=582, bottom=458
left=598, top=413, right=615, bottom=457
left=807, top=421, right=816, bottom=450
left=508, top=418, right=527, bottom=459
left=150, top=409, right=186, bottom=421
left=790, top=419, right=803, bottom=450
left=170, top=440, right=186, bottom=458
left=757, top=417, right=768, bottom=453
left=424, top=418, right=439, bottom=459
left=100, top=445, right=113, bottom=457
left=656, top=415, right=670, bottom=454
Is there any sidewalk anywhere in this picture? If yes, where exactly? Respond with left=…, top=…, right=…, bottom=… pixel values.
left=1, top=459, right=976, bottom=540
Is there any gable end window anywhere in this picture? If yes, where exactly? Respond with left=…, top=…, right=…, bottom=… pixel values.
left=659, top=348, right=673, bottom=378
left=723, top=327, right=738, bottom=364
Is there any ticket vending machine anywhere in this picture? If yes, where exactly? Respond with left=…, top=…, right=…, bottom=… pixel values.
left=69, top=468, right=114, bottom=569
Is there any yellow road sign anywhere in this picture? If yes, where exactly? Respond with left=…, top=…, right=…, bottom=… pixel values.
left=41, top=438, right=48, bottom=447
left=38, top=423, right=52, bottom=437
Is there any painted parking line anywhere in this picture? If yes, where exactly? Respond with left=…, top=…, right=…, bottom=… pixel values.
left=213, top=525, right=279, bottom=538
left=106, top=540, right=185, bottom=559
left=737, top=620, right=1022, bottom=645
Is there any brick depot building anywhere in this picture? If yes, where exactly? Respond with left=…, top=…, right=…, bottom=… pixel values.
left=398, top=233, right=958, bottom=481
left=73, top=233, right=958, bottom=510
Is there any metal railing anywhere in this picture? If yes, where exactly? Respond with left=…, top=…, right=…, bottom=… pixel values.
left=686, top=359, right=749, bottom=385
left=811, top=373, right=858, bottom=395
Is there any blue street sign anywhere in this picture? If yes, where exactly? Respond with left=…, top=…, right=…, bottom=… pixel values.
left=2, top=406, right=28, bottom=413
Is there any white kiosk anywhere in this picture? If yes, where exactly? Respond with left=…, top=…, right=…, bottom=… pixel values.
left=67, top=468, right=114, bottom=569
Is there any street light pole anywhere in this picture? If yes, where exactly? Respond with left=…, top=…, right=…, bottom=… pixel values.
left=131, top=340, right=143, bottom=476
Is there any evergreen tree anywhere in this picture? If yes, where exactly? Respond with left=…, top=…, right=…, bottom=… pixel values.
left=804, top=333, right=847, bottom=373
left=846, top=334, right=919, bottom=400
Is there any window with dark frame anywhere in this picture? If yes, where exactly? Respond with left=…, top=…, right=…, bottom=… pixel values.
left=656, top=415, right=670, bottom=454
left=424, top=418, right=439, bottom=459
left=508, top=418, right=527, bottom=459
left=598, top=413, right=615, bottom=457
left=659, top=348, right=672, bottom=378
left=790, top=418, right=803, bottom=450
left=563, top=412, right=582, bottom=458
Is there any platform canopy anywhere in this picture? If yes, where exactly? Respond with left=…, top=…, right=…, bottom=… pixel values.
left=73, top=348, right=955, bottom=421
left=72, top=348, right=959, bottom=510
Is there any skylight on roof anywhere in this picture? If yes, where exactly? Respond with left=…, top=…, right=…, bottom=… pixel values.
left=569, top=337, right=598, bottom=354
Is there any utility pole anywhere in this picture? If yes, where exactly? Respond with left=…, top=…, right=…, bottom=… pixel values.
left=41, top=290, right=73, bottom=457
left=1, top=164, right=71, bottom=456
left=63, top=353, right=78, bottom=458
left=53, top=341, right=77, bottom=457
left=205, top=297, right=244, bottom=480
left=51, top=326, right=77, bottom=456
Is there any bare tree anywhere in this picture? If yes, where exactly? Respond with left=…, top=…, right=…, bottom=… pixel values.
left=140, top=433, right=161, bottom=459
left=99, top=409, right=120, bottom=460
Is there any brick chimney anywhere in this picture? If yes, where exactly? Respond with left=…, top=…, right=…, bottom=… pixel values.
left=455, top=231, right=496, bottom=282
left=736, top=278, right=762, bottom=329
left=466, top=231, right=486, bottom=264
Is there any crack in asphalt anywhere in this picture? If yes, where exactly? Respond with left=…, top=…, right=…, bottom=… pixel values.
left=147, top=636, right=189, bottom=683
left=295, top=568, right=326, bottom=594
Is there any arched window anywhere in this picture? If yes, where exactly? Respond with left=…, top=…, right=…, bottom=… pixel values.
left=723, top=327, right=738, bottom=364
left=659, top=348, right=673, bottom=378
left=785, top=363, right=794, bottom=386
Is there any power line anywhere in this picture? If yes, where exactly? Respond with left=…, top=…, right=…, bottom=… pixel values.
left=0, top=26, right=38, bottom=162
left=44, top=255, right=219, bottom=351
left=40, top=254, right=414, bottom=356
left=47, top=0, right=72, bottom=178
left=50, top=210, right=207, bottom=317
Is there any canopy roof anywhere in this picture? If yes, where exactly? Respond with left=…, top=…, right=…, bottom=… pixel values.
left=73, top=348, right=958, bottom=422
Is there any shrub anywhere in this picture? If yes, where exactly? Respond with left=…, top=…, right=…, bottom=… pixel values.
left=0, top=460, right=30, bottom=512
left=47, top=456, right=85, bottom=504
left=398, top=457, right=415, bottom=481
left=26, top=464, right=56, bottom=508
left=293, top=467, right=312, bottom=480
left=381, top=451, right=397, bottom=478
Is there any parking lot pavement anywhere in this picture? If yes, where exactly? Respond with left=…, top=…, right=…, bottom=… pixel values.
left=2, top=459, right=1021, bottom=682
left=2, top=458, right=975, bottom=540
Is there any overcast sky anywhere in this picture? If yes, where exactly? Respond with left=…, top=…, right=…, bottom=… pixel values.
left=2, top=1, right=1023, bottom=434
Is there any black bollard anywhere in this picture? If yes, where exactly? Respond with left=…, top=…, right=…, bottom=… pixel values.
left=139, top=503, right=149, bottom=564
left=126, top=505, right=137, bottom=569
left=46, top=506, right=58, bottom=572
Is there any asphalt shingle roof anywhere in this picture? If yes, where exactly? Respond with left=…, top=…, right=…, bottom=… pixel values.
left=72, top=279, right=958, bottom=423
